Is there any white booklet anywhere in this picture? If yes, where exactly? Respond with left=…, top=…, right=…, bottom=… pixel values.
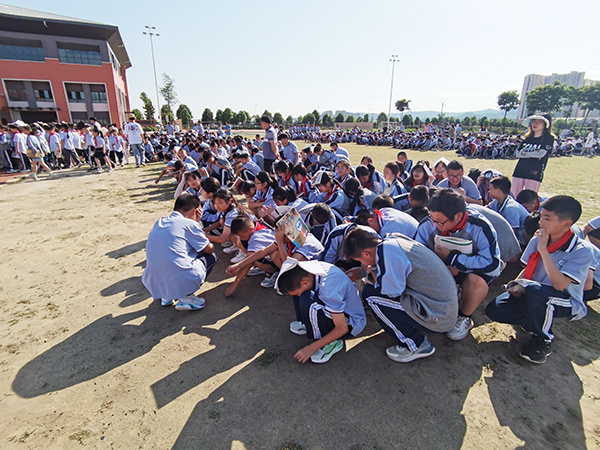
left=434, top=235, right=473, bottom=255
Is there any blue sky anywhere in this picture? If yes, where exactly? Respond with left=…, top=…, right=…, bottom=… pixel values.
left=6, top=0, right=600, bottom=118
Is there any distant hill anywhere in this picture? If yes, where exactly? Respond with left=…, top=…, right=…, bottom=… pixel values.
left=322, top=108, right=517, bottom=121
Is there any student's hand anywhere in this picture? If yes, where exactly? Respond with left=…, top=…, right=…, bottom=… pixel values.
left=218, top=217, right=225, bottom=227
left=535, top=228, right=550, bottom=252
left=225, top=285, right=236, bottom=297
left=194, top=207, right=202, bottom=222
left=226, top=264, right=239, bottom=276
left=506, top=283, right=525, bottom=297
left=446, top=265, right=459, bottom=276
left=274, top=222, right=285, bottom=242
left=294, top=344, right=317, bottom=364
left=434, top=245, right=451, bottom=260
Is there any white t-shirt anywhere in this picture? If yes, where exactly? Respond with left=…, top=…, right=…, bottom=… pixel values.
left=124, top=121, right=144, bottom=145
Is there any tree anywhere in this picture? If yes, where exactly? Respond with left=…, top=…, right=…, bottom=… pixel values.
left=159, top=73, right=178, bottom=115
left=497, top=90, right=520, bottom=133
left=161, top=104, right=174, bottom=123
left=322, top=114, right=334, bottom=127
left=525, top=81, right=565, bottom=116
left=377, top=112, right=387, bottom=124
left=176, top=104, right=192, bottom=127
left=302, top=113, right=315, bottom=124
left=561, top=85, right=579, bottom=120
left=479, top=116, right=489, bottom=127
left=312, top=110, right=320, bottom=125
left=363, top=113, right=369, bottom=122
left=140, top=92, right=155, bottom=120
left=221, top=108, right=233, bottom=124
left=346, top=115, right=355, bottom=123
left=577, top=83, right=600, bottom=131
left=201, top=108, right=213, bottom=122
left=262, top=110, right=272, bottom=119
left=285, top=115, right=293, bottom=126
left=424, top=117, right=430, bottom=124
left=215, top=109, right=224, bottom=123
left=402, top=114, right=413, bottom=126
left=131, top=108, right=143, bottom=120
left=414, top=117, right=422, bottom=127
left=235, top=110, right=250, bottom=125
left=335, top=113, right=345, bottom=123
left=273, top=112, right=284, bottom=125
left=395, top=99, right=411, bottom=121
left=296, top=115, right=303, bottom=124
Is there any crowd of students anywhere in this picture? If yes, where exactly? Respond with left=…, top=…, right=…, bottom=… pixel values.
left=142, top=114, right=600, bottom=366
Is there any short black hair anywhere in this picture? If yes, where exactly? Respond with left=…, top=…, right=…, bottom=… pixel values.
left=516, top=189, right=538, bottom=206
left=260, top=115, right=272, bottom=124
left=311, top=204, right=332, bottom=225
left=174, top=192, right=200, bottom=213
left=372, top=195, right=393, bottom=210
left=200, top=176, right=220, bottom=194
left=355, top=165, right=370, bottom=178
left=447, top=160, right=463, bottom=171
left=490, top=176, right=511, bottom=195
left=540, top=195, right=581, bottom=223
left=230, top=215, right=254, bottom=235
left=384, top=161, right=399, bottom=176
left=173, top=160, right=184, bottom=171
left=409, top=185, right=429, bottom=203
left=427, top=188, right=466, bottom=219
left=409, top=206, right=430, bottom=222
left=343, top=228, right=381, bottom=258
left=277, top=265, right=309, bottom=294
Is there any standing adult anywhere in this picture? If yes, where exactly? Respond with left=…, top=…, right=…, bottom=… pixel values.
left=261, top=115, right=278, bottom=173
left=279, top=133, right=299, bottom=165
left=583, top=128, right=595, bottom=158
left=511, top=113, right=555, bottom=197
left=124, top=114, right=146, bottom=167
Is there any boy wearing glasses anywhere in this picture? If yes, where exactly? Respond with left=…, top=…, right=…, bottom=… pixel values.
left=436, top=160, right=483, bottom=205
left=415, top=189, right=502, bottom=340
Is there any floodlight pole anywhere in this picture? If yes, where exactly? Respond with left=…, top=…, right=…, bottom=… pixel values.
left=143, top=26, right=161, bottom=124
left=387, top=55, right=398, bottom=131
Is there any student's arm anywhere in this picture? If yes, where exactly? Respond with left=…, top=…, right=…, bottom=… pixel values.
left=202, top=242, right=215, bottom=255
left=226, top=243, right=278, bottom=276
left=536, top=228, right=574, bottom=291
left=225, top=253, right=255, bottom=297
left=208, top=226, right=231, bottom=244
left=174, top=173, right=188, bottom=198
left=584, top=270, right=594, bottom=291
left=294, top=312, right=348, bottom=363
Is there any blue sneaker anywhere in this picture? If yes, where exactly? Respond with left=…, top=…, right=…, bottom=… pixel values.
left=174, top=295, right=206, bottom=311
left=310, top=340, right=344, bottom=363
left=160, top=298, right=174, bottom=307
left=386, top=336, right=435, bottom=363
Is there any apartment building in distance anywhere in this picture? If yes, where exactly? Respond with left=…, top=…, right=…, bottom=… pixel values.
left=0, top=4, right=131, bottom=126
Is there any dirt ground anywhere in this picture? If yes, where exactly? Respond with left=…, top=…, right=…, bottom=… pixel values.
left=1, top=162, right=599, bottom=450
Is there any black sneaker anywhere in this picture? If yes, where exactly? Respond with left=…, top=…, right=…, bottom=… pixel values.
left=520, top=335, right=552, bottom=364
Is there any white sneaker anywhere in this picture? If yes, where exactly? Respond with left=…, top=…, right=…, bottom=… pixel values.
left=246, top=267, right=265, bottom=277
left=289, top=321, right=307, bottom=335
left=174, top=295, right=206, bottom=311
left=310, top=340, right=344, bottom=363
left=160, top=298, right=174, bottom=307
left=221, top=240, right=233, bottom=249
left=446, top=315, right=474, bottom=341
left=386, top=336, right=436, bottom=363
left=230, top=249, right=246, bottom=264
left=108, top=168, right=113, bottom=173
left=223, top=244, right=238, bottom=255
left=260, top=271, right=279, bottom=288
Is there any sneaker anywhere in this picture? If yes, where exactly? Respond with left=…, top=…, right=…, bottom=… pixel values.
left=221, top=240, right=233, bottom=249
left=223, top=244, right=238, bottom=255
left=260, top=271, right=279, bottom=288
left=520, top=335, right=552, bottom=364
left=160, top=298, right=174, bottom=307
left=230, top=249, right=246, bottom=264
left=97, top=168, right=103, bottom=173
left=446, top=315, right=474, bottom=341
left=310, top=339, right=344, bottom=363
left=108, top=168, right=114, bottom=173
left=289, top=321, right=307, bottom=335
left=174, top=295, right=206, bottom=311
left=386, top=336, right=436, bottom=363
left=247, top=267, right=266, bottom=277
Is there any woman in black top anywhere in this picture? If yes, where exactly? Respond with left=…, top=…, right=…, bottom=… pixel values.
left=511, top=113, right=555, bottom=197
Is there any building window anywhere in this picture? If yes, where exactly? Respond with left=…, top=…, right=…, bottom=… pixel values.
left=32, top=81, right=53, bottom=101
left=109, top=50, right=121, bottom=74
left=65, top=83, right=85, bottom=103
left=57, top=42, right=102, bottom=66
left=90, top=85, right=108, bottom=103
left=0, top=38, right=45, bottom=62
left=4, top=80, right=28, bottom=101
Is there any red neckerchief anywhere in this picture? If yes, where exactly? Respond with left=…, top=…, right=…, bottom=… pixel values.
left=284, top=171, right=292, bottom=184
left=297, top=176, right=307, bottom=196
left=286, top=242, right=295, bottom=257
left=254, top=221, right=268, bottom=232
left=441, top=212, right=469, bottom=236
left=524, top=229, right=574, bottom=280
left=435, top=174, right=444, bottom=181
left=534, top=195, right=540, bottom=212
left=413, top=177, right=425, bottom=186
left=375, top=209, right=384, bottom=228
left=324, top=185, right=339, bottom=202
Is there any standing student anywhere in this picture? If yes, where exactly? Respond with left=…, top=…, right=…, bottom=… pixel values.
left=91, top=128, right=113, bottom=173
left=22, top=125, right=52, bottom=180
left=260, top=115, right=278, bottom=172
left=124, top=114, right=145, bottom=167
left=416, top=189, right=502, bottom=340
left=108, top=128, right=125, bottom=167
left=511, top=113, right=555, bottom=197
left=486, top=196, right=592, bottom=363
left=275, top=258, right=367, bottom=364
left=279, top=133, right=299, bottom=165
left=343, top=229, right=458, bottom=362
left=142, top=193, right=216, bottom=311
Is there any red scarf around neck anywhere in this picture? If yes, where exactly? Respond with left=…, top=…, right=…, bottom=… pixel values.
left=524, top=229, right=574, bottom=280
left=441, top=212, right=469, bottom=236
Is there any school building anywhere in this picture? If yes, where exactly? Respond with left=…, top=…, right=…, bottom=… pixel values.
left=0, top=4, right=131, bottom=126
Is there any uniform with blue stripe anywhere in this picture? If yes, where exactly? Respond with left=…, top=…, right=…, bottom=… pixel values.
left=488, top=195, right=531, bottom=246
left=320, top=223, right=380, bottom=265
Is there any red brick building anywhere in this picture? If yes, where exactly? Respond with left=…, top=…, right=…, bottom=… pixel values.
left=0, top=4, right=131, bottom=126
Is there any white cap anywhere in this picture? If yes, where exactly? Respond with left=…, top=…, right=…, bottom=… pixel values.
left=522, top=114, right=550, bottom=128
left=275, top=257, right=327, bottom=291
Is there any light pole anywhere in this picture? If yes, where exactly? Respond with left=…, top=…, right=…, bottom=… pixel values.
left=143, top=26, right=161, bottom=125
left=387, top=55, right=398, bottom=132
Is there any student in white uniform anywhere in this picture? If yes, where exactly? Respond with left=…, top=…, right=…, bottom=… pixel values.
left=142, top=193, right=217, bottom=311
